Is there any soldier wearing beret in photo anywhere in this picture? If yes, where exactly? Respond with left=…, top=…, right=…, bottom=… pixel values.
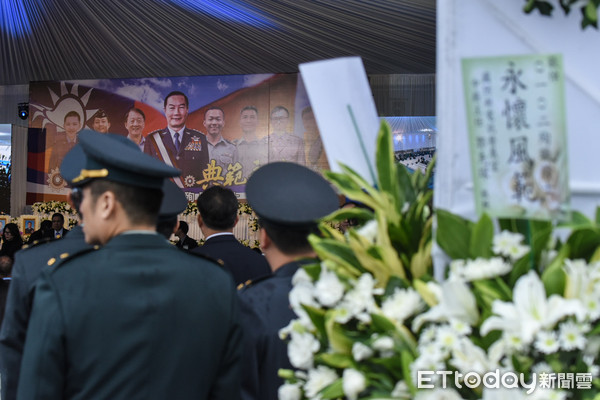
left=238, top=162, right=338, bottom=400
left=17, top=130, right=242, bottom=400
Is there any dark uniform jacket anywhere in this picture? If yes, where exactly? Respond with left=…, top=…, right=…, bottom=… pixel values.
left=238, top=261, right=306, bottom=400
left=0, top=225, right=91, bottom=400
left=193, top=234, right=271, bottom=286
left=176, top=235, right=199, bottom=251
left=17, top=233, right=242, bottom=400
left=143, top=127, right=210, bottom=189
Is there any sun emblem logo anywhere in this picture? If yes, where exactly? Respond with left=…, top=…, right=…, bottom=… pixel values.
left=184, top=175, right=197, bottom=187
left=30, top=82, right=98, bottom=130
left=47, top=167, right=67, bottom=191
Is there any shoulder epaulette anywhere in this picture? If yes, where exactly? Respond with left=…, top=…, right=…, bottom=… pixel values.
left=187, top=128, right=206, bottom=136
left=187, top=251, right=223, bottom=267
left=22, top=237, right=54, bottom=250
left=46, top=245, right=99, bottom=271
left=237, top=273, right=272, bottom=291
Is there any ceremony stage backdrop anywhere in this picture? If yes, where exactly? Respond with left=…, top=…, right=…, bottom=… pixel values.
left=26, top=73, right=330, bottom=204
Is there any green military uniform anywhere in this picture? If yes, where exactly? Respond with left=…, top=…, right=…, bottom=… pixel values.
left=18, top=130, right=243, bottom=400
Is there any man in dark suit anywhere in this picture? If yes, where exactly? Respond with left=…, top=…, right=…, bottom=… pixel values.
left=237, top=162, right=338, bottom=400
left=18, top=130, right=242, bottom=400
left=51, top=212, right=69, bottom=239
left=144, top=91, right=210, bottom=189
left=193, top=186, right=270, bottom=286
left=175, top=221, right=199, bottom=251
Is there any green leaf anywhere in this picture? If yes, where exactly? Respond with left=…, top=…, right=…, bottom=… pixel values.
left=371, top=313, right=396, bottom=334
left=317, top=353, right=354, bottom=369
left=566, top=228, right=600, bottom=261
left=595, top=206, right=600, bottom=226
left=509, top=253, right=533, bottom=286
left=325, top=313, right=353, bottom=354
left=376, top=121, right=400, bottom=208
left=541, top=243, right=569, bottom=295
left=558, top=210, right=593, bottom=228
left=303, top=305, right=327, bottom=340
left=436, top=209, right=473, bottom=260
left=585, top=0, right=598, bottom=23
left=401, top=350, right=416, bottom=395
left=469, top=213, right=494, bottom=258
left=397, top=164, right=414, bottom=204
left=309, top=236, right=364, bottom=278
left=319, top=378, right=344, bottom=399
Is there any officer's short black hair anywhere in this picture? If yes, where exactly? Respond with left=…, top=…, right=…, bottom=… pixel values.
left=270, top=106, right=289, bottom=118
left=204, top=106, right=225, bottom=120
left=240, top=106, right=258, bottom=115
left=197, top=186, right=238, bottom=230
left=258, top=217, right=317, bottom=255
left=178, top=220, right=189, bottom=234
left=87, top=180, right=162, bottom=226
left=64, top=111, right=81, bottom=123
left=164, top=91, right=189, bottom=108
left=51, top=213, right=65, bottom=223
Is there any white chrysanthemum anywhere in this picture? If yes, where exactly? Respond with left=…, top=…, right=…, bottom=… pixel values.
left=534, top=331, right=559, bottom=354
left=418, top=341, right=446, bottom=363
left=303, top=365, right=338, bottom=398
left=418, top=326, right=438, bottom=345
left=288, top=331, right=320, bottom=369
left=492, top=230, right=530, bottom=261
left=335, top=273, right=381, bottom=324
left=450, top=257, right=512, bottom=281
left=558, top=320, right=586, bottom=351
left=381, top=287, right=424, bottom=324
left=289, top=282, right=317, bottom=328
left=410, top=356, right=446, bottom=387
left=278, top=382, right=302, bottom=400
left=372, top=335, right=394, bottom=352
left=352, top=342, right=374, bottom=361
left=503, top=332, right=526, bottom=353
left=314, top=266, right=345, bottom=307
left=292, top=267, right=313, bottom=286
left=449, top=318, right=472, bottom=336
left=342, top=368, right=366, bottom=400
left=436, top=326, right=459, bottom=350
left=531, top=362, right=553, bottom=375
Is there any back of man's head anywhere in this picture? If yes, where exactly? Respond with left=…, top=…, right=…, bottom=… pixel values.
left=178, top=221, right=189, bottom=234
left=197, top=186, right=238, bottom=231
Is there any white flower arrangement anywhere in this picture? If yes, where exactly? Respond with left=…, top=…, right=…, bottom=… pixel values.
left=279, top=122, right=600, bottom=399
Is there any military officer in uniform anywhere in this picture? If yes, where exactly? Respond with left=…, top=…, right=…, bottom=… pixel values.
left=238, top=162, right=338, bottom=400
left=144, top=91, right=210, bottom=189
left=0, top=143, right=93, bottom=400
left=18, top=130, right=242, bottom=400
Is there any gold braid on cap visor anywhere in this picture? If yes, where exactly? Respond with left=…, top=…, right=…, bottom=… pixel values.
left=71, top=169, right=109, bottom=183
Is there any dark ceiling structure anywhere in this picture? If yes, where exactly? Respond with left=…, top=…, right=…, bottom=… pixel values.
left=0, top=0, right=436, bottom=85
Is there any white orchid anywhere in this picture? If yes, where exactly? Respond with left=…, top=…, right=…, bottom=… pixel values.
left=480, top=271, right=586, bottom=345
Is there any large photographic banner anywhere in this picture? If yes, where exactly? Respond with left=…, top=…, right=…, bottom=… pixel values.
left=27, top=73, right=329, bottom=204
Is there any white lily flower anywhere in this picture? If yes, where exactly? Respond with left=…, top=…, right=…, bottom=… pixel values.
left=450, top=337, right=496, bottom=375
left=413, top=279, right=479, bottom=331
left=480, top=271, right=586, bottom=345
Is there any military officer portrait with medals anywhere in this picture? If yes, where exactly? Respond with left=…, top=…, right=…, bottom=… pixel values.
left=143, top=91, right=210, bottom=189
